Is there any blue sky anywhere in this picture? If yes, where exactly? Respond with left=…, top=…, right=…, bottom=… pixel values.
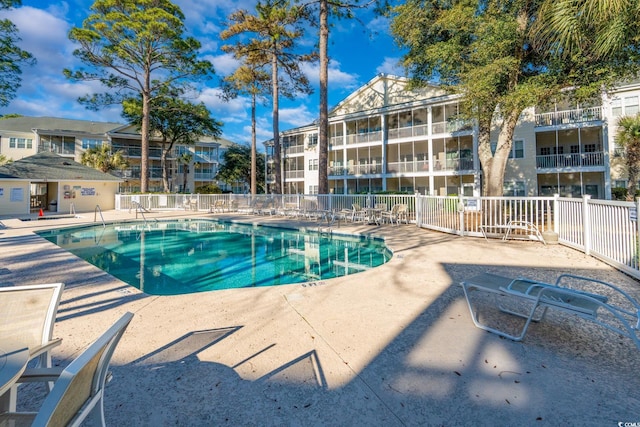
left=0, top=0, right=405, bottom=145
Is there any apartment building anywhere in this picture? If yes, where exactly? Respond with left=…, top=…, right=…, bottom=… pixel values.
left=266, top=74, right=639, bottom=199
left=0, top=116, right=234, bottom=193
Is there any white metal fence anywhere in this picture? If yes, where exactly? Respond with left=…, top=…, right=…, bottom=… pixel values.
left=115, top=193, right=640, bottom=281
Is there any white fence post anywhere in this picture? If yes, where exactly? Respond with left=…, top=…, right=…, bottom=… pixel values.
left=636, top=197, right=640, bottom=269
left=415, top=192, right=422, bottom=227
left=553, top=194, right=559, bottom=234
left=458, top=194, right=465, bottom=234
left=583, top=195, right=592, bottom=256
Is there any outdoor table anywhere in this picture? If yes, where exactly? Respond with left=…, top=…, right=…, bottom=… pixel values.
left=0, top=340, right=29, bottom=412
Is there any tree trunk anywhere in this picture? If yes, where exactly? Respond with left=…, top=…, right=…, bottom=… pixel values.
left=251, top=93, right=257, bottom=195
left=626, top=143, right=640, bottom=201
left=272, top=51, right=281, bottom=194
left=317, top=0, right=329, bottom=195
left=161, top=139, right=169, bottom=193
left=478, top=108, right=522, bottom=196
left=140, top=70, right=151, bottom=193
left=183, top=164, right=189, bottom=193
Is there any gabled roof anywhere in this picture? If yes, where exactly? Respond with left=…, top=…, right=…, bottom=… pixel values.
left=0, top=116, right=123, bottom=135
left=329, top=74, right=450, bottom=117
left=0, top=152, right=122, bottom=181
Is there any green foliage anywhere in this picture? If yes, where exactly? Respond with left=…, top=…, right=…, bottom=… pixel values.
left=65, top=0, right=214, bottom=192
left=194, top=184, right=222, bottom=194
left=389, top=0, right=620, bottom=196
left=616, top=115, right=640, bottom=201
left=217, top=144, right=266, bottom=193
left=221, top=0, right=316, bottom=194
left=611, top=187, right=640, bottom=201
left=0, top=0, right=34, bottom=107
left=0, top=153, right=12, bottom=165
left=81, top=145, right=128, bottom=173
left=122, top=86, right=223, bottom=192
left=123, top=89, right=222, bottom=144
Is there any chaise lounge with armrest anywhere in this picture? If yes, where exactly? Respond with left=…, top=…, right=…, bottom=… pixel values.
left=460, top=272, right=640, bottom=349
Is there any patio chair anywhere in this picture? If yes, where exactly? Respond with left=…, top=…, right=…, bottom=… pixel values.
left=380, top=204, right=401, bottom=225
left=0, top=312, right=134, bottom=427
left=460, top=272, right=640, bottom=349
left=0, top=283, right=64, bottom=374
left=351, top=203, right=367, bottom=222
left=396, top=204, right=409, bottom=224
left=209, top=199, right=226, bottom=213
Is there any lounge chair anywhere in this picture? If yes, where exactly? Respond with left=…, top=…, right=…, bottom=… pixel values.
left=0, top=312, right=134, bottom=427
left=460, top=272, right=640, bottom=349
left=0, top=283, right=64, bottom=399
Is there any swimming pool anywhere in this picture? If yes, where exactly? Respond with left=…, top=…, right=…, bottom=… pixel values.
left=38, top=219, right=392, bottom=295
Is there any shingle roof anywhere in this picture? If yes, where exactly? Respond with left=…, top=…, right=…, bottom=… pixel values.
left=0, top=152, right=122, bottom=181
left=0, top=116, right=123, bottom=134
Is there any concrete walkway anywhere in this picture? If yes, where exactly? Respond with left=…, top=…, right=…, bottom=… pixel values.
left=1, top=209, right=639, bottom=426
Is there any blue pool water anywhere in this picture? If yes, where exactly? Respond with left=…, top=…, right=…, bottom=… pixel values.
left=38, top=220, right=391, bottom=295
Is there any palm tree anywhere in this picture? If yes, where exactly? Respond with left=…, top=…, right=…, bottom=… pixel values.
left=81, top=145, right=128, bottom=174
left=616, top=115, right=640, bottom=201
left=0, top=153, right=12, bottom=166
left=177, top=152, right=193, bottom=193
left=533, top=0, right=640, bottom=63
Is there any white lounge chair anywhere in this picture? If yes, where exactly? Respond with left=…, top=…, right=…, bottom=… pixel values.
left=0, top=312, right=134, bottom=427
left=460, top=272, right=640, bottom=349
left=0, top=283, right=64, bottom=396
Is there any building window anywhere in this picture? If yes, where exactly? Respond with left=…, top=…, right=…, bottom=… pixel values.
left=82, top=139, right=102, bottom=149
left=309, top=185, right=318, bottom=194
left=570, top=145, right=579, bottom=154
left=625, top=96, right=639, bottom=116
left=510, top=139, right=524, bottom=159
left=612, top=98, right=622, bottom=116
left=308, top=159, right=318, bottom=171
left=308, top=133, right=318, bottom=148
left=503, top=181, right=525, bottom=197
left=583, top=143, right=598, bottom=152
left=612, top=96, right=639, bottom=116
left=9, top=137, right=33, bottom=149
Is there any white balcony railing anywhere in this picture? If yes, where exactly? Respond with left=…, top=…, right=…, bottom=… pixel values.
left=535, top=106, right=603, bottom=127
left=536, top=152, right=605, bottom=169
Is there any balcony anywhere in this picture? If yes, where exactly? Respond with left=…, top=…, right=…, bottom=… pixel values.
left=38, top=144, right=75, bottom=156
left=284, top=145, right=304, bottom=155
left=535, top=106, right=603, bottom=127
left=284, top=170, right=305, bottom=179
left=330, top=135, right=344, bottom=147
left=345, top=130, right=382, bottom=145
left=388, top=160, right=429, bottom=173
left=536, top=151, right=605, bottom=169
left=114, top=144, right=165, bottom=159
left=431, top=119, right=473, bottom=135
left=194, top=172, right=216, bottom=180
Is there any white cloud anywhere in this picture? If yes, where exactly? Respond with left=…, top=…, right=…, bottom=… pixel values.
left=279, top=104, right=316, bottom=128
left=376, top=57, right=404, bottom=77
left=299, top=60, right=359, bottom=90
left=208, top=53, right=240, bottom=76
left=366, top=15, right=391, bottom=38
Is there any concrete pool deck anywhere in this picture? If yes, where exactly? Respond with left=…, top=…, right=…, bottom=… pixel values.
left=1, top=209, right=639, bottom=425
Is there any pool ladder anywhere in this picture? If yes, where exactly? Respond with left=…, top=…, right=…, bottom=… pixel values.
left=94, top=205, right=106, bottom=228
